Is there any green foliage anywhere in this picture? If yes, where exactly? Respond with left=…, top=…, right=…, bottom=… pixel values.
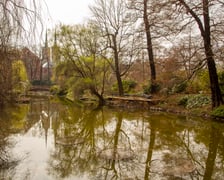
left=211, top=105, right=224, bottom=118
left=143, top=84, right=151, bottom=94
left=50, top=85, right=59, bottom=95
left=50, top=85, right=67, bottom=96
left=188, top=70, right=210, bottom=93
left=83, top=77, right=94, bottom=86
left=12, top=60, right=30, bottom=94
left=178, top=94, right=211, bottom=108
left=178, top=96, right=188, bottom=107
left=143, top=82, right=160, bottom=94
left=172, top=81, right=187, bottom=93
left=218, top=71, right=224, bottom=94
left=72, top=79, right=85, bottom=98
left=123, top=80, right=137, bottom=93
left=52, top=23, right=110, bottom=104
left=57, top=88, right=68, bottom=96
left=12, top=60, right=27, bottom=81
left=112, top=80, right=137, bottom=93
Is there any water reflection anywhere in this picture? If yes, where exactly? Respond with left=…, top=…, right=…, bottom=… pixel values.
left=203, top=124, right=222, bottom=180
left=0, top=99, right=224, bottom=180
left=0, top=104, right=29, bottom=177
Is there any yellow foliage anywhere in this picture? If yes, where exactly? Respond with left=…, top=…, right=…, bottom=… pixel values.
left=12, top=60, right=30, bottom=93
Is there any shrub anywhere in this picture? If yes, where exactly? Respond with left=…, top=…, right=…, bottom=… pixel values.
left=143, top=84, right=151, bottom=94
left=178, top=96, right=188, bottom=107
left=50, top=85, right=60, bottom=95
left=50, top=85, right=68, bottom=96
left=123, top=80, right=137, bottom=93
left=178, top=95, right=211, bottom=108
left=189, top=70, right=210, bottom=93
left=218, top=71, right=224, bottom=94
left=186, top=95, right=211, bottom=108
left=112, top=80, right=137, bottom=93
left=172, top=82, right=187, bottom=93
left=143, top=82, right=160, bottom=94
left=57, top=88, right=68, bottom=96
left=12, top=60, right=30, bottom=94
left=211, top=105, right=224, bottom=118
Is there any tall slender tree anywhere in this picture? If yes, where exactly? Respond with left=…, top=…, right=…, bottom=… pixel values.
left=90, top=0, right=139, bottom=96
left=177, top=0, right=223, bottom=107
left=127, top=0, right=176, bottom=94
left=143, top=0, right=156, bottom=93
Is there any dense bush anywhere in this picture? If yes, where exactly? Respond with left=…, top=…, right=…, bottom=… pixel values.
left=12, top=60, right=30, bottom=94
left=172, top=82, right=187, bottom=93
left=211, top=105, right=224, bottom=118
left=143, top=82, right=161, bottom=94
left=112, top=80, right=137, bottom=93
left=50, top=85, right=59, bottom=95
left=178, top=96, right=188, bottom=107
left=50, top=85, right=68, bottom=96
left=178, top=94, right=211, bottom=108
left=218, top=71, right=224, bottom=95
left=187, top=70, right=210, bottom=93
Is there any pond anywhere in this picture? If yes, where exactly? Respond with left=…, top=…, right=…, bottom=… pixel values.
left=0, top=98, right=224, bottom=180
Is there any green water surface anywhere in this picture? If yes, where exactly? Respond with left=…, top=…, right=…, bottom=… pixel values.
left=0, top=99, right=224, bottom=180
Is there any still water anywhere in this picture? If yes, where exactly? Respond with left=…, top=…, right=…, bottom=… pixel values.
left=0, top=98, right=224, bottom=180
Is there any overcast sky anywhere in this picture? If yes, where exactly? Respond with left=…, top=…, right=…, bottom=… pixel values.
left=44, top=0, right=94, bottom=27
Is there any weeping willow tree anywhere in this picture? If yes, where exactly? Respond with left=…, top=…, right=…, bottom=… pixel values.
left=0, top=0, right=43, bottom=106
left=53, top=23, right=111, bottom=106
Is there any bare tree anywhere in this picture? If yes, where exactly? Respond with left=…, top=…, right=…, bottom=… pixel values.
left=90, top=0, right=139, bottom=96
left=127, top=0, right=182, bottom=93
left=170, top=33, right=206, bottom=81
left=0, top=0, right=43, bottom=106
left=175, top=0, right=223, bottom=107
left=142, top=0, right=157, bottom=93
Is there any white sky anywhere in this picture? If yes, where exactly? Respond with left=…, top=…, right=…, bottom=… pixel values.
left=44, top=0, right=94, bottom=27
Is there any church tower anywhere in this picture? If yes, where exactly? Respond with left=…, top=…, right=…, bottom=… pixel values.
left=51, top=29, right=60, bottom=65
left=41, top=30, right=51, bottom=82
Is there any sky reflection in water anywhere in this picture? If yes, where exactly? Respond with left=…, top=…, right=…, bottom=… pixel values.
left=0, top=99, right=224, bottom=180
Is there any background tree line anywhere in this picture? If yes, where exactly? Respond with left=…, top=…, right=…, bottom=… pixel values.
left=50, top=0, right=224, bottom=108
left=1, top=0, right=224, bottom=109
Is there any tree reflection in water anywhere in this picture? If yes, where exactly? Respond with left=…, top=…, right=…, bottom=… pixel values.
left=1, top=100, right=224, bottom=180
left=203, top=124, right=222, bottom=180
left=48, top=108, right=136, bottom=179
left=0, top=117, right=14, bottom=170
left=46, top=103, right=224, bottom=180
left=144, top=119, right=156, bottom=180
left=0, top=105, right=28, bottom=177
left=46, top=104, right=224, bottom=180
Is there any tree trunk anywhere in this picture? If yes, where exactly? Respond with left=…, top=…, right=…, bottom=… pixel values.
left=203, top=125, right=221, bottom=180
left=112, top=34, right=124, bottom=96
left=144, top=120, right=156, bottom=179
left=178, top=0, right=223, bottom=108
left=202, top=0, right=223, bottom=107
left=143, top=0, right=157, bottom=93
left=90, top=87, right=105, bottom=106
left=205, top=47, right=223, bottom=107
left=97, top=93, right=106, bottom=106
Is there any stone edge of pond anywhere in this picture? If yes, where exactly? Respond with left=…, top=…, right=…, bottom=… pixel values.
left=105, top=95, right=224, bottom=122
